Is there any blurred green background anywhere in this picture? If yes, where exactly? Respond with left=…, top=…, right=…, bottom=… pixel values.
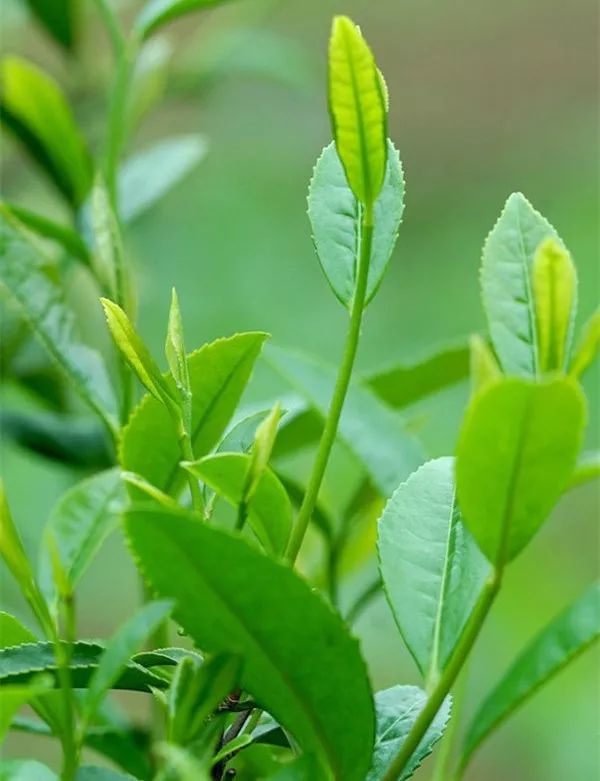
left=1, top=0, right=599, bottom=778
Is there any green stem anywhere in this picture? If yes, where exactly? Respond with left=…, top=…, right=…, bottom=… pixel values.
left=431, top=662, right=469, bottom=781
left=286, top=204, right=374, bottom=563
left=179, top=427, right=204, bottom=515
left=91, top=0, right=125, bottom=58
left=381, top=570, right=502, bottom=781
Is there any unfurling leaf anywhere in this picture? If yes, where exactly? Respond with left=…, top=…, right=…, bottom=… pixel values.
left=480, top=193, right=560, bottom=377
left=570, top=307, right=600, bottom=379
left=456, top=376, right=586, bottom=566
left=90, top=177, right=128, bottom=307
left=328, top=16, right=387, bottom=207
left=469, top=335, right=501, bottom=395
left=248, top=402, right=282, bottom=496
left=532, top=237, right=577, bottom=372
left=165, top=288, right=191, bottom=404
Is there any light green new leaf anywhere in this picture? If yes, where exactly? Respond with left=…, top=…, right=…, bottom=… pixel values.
left=120, top=332, right=267, bottom=495
left=460, top=581, right=600, bottom=767
left=0, top=212, right=119, bottom=436
left=82, top=600, right=173, bottom=725
left=266, top=346, right=424, bottom=496
left=127, top=36, right=173, bottom=133
left=0, top=675, right=51, bottom=740
left=118, top=135, right=207, bottom=223
left=248, top=402, right=282, bottom=495
left=101, top=298, right=176, bottom=407
left=217, top=410, right=271, bottom=455
left=480, top=193, right=561, bottom=377
left=378, top=458, right=489, bottom=684
left=0, top=482, right=37, bottom=606
left=456, top=376, right=586, bottom=565
left=364, top=340, right=471, bottom=409
left=38, top=469, right=126, bottom=601
left=308, top=140, right=404, bottom=308
left=0, top=760, right=57, bottom=781
left=136, top=0, right=233, bottom=39
left=185, top=453, right=292, bottom=554
left=367, top=686, right=451, bottom=781
left=532, top=238, right=577, bottom=372
left=0, top=613, right=37, bottom=648
left=125, top=506, right=375, bottom=781
left=266, top=756, right=320, bottom=780
left=90, top=178, right=128, bottom=307
left=328, top=16, right=387, bottom=206
left=469, top=335, right=501, bottom=395
left=165, top=288, right=191, bottom=401
left=1, top=57, right=91, bottom=205
left=570, top=307, right=600, bottom=378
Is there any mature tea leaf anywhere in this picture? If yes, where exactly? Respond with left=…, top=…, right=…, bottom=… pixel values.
left=136, top=0, right=233, bottom=39
left=378, top=458, right=489, bottom=684
left=185, top=453, right=292, bottom=554
left=82, top=600, right=173, bottom=724
left=266, top=346, right=424, bottom=496
left=38, top=469, right=126, bottom=600
left=328, top=16, right=387, bottom=206
left=364, top=340, right=471, bottom=409
left=367, top=686, right=451, bottom=781
left=456, top=377, right=586, bottom=565
left=461, top=581, right=600, bottom=766
left=25, top=0, right=77, bottom=49
left=570, top=307, right=600, bottom=379
left=532, top=238, right=577, bottom=372
left=0, top=212, right=119, bottom=435
left=1, top=57, right=91, bottom=205
left=481, top=193, right=560, bottom=377
left=308, top=140, right=404, bottom=308
left=120, top=333, right=267, bottom=495
left=125, top=506, right=375, bottom=780
left=266, top=756, right=320, bottom=780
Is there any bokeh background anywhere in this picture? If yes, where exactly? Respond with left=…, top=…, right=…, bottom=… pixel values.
left=1, top=0, right=599, bottom=778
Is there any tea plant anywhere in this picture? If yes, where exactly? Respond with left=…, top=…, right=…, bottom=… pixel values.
left=1, top=6, right=599, bottom=781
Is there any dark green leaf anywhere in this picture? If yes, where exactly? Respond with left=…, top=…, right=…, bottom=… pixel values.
left=367, top=686, right=450, bottom=781
left=461, top=581, right=600, bottom=767
left=125, top=506, right=375, bottom=780
left=378, top=458, right=489, bottom=684
left=308, top=140, right=404, bottom=308
left=25, top=0, right=77, bottom=50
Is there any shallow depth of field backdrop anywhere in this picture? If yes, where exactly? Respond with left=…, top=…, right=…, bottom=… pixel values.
left=1, top=0, right=599, bottom=778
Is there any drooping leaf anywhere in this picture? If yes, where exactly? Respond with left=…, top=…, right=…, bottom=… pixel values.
left=327, top=16, right=387, bottom=207
left=1, top=202, right=90, bottom=263
left=120, top=332, right=268, bottom=495
left=185, top=453, right=292, bottom=554
left=38, top=468, right=126, bottom=600
left=135, top=0, right=234, bottom=39
left=308, top=140, right=404, bottom=308
left=0, top=760, right=57, bottom=781
left=480, top=192, right=561, bottom=377
left=266, top=345, right=424, bottom=496
left=367, top=686, right=451, bottom=781
left=364, top=340, right=471, bottom=409
left=570, top=307, right=600, bottom=378
left=82, top=600, right=173, bottom=724
left=568, top=450, right=600, bottom=489
left=125, top=506, right=375, bottom=781
left=0, top=56, right=91, bottom=205
left=0, top=675, right=52, bottom=740
left=0, top=641, right=169, bottom=691
left=456, top=376, right=586, bottom=565
left=118, top=135, right=207, bottom=223
left=532, top=238, right=577, bottom=373
left=0, top=211, right=119, bottom=436
left=25, top=0, right=77, bottom=50
left=460, top=581, right=600, bottom=767
left=377, top=458, right=489, bottom=684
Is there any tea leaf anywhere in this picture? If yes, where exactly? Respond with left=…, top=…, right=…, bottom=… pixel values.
left=136, top=0, right=232, bottom=38
left=378, top=458, right=489, bottom=684
left=90, top=178, right=128, bottom=306
left=128, top=37, right=173, bottom=133
left=532, top=238, right=577, bottom=372
left=38, top=469, right=126, bottom=601
left=0, top=613, right=37, bottom=647
left=469, top=335, right=501, bottom=395
left=367, top=686, right=451, bottom=781
left=461, top=581, right=600, bottom=767
left=75, top=768, right=138, bottom=781
left=570, top=307, right=600, bottom=378
left=248, top=402, right=282, bottom=495
left=0, top=675, right=52, bottom=740
left=118, top=135, right=207, bottom=222
left=328, top=16, right=387, bottom=206
left=101, top=298, right=176, bottom=407
left=1, top=202, right=90, bottom=263
left=308, top=140, right=404, bottom=308
left=82, top=600, right=173, bottom=724
left=569, top=450, right=600, bottom=489
left=0, top=641, right=169, bottom=691
left=0, top=760, right=57, bottom=780
left=481, top=193, right=560, bottom=377
left=165, top=288, right=191, bottom=402
left=125, top=506, right=375, bottom=780
left=25, top=0, right=77, bottom=50
left=364, top=340, right=471, bottom=409
left=266, top=346, right=424, bottom=496
left=0, top=57, right=91, bottom=205
left=120, top=332, right=267, bottom=495
left=0, top=212, right=119, bottom=436
left=456, top=376, right=586, bottom=565
left=185, top=453, right=292, bottom=554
